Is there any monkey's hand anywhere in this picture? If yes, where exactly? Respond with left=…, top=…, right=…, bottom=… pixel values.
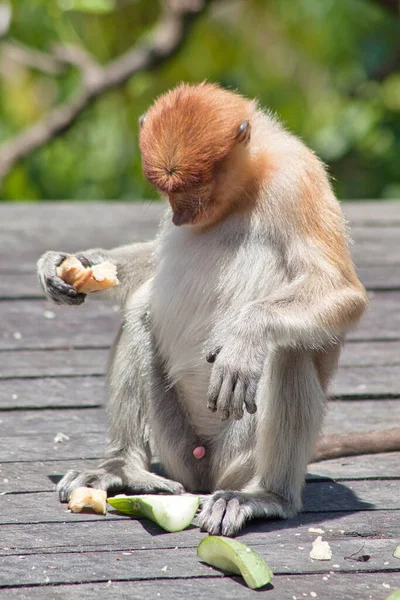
left=206, top=339, right=265, bottom=420
left=37, top=251, right=90, bottom=305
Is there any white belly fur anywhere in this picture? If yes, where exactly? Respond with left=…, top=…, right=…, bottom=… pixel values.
left=150, top=214, right=280, bottom=439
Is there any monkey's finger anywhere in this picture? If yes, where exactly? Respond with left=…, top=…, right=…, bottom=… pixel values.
left=207, top=369, right=223, bottom=412
left=216, top=374, right=238, bottom=420
left=46, top=277, right=86, bottom=305
left=231, top=378, right=245, bottom=420
left=244, top=379, right=258, bottom=414
left=206, top=497, right=227, bottom=535
left=206, top=346, right=222, bottom=363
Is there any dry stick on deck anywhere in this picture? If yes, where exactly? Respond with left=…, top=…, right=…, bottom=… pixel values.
left=0, top=0, right=210, bottom=182
left=312, top=427, right=400, bottom=462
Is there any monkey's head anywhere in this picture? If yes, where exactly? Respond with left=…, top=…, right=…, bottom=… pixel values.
left=139, top=83, right=256, bottom=227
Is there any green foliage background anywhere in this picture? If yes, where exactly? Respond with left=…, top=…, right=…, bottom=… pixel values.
left=2, top=0, right=400, bottom=201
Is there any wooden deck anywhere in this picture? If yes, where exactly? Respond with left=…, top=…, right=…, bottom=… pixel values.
left=0, top=201, right=399, bottom=600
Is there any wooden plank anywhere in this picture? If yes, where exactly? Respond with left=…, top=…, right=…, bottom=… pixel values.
left=0, top=459, right=98, bottom=493
left=1, top=509, right=399, bottom=554
left=0, top=408, right=106, bottom=435
left=1, top=450, right=400, bottom=496
left=0, top=399, right=397, bottom=464
left=343, top=200, right=400, bottom=225
left=0, top=378, right=105, bottom=409
left=0, top=400, right=397, bottom=439
left=1, top=202, right=399, bottom=270
left=340, top=341, right=400, bottom=367
left=0, top=349, right=108, bottom=379
left=0, top=293, right=399, bottom=352
left=0, top=432, right=105, bottom=462
left=0, top=537, right=398, bottom=587
left=308, top=452, right=400, bottom=480
left=0, top=203, right=163, bottom=272
left=3, top=574, right=400, bottom=600
left=324, top=400, right=400, bottom=434
left=0, top=300, right=120, bottom=351
left=3, top=265, right=400, bottom=301
left=333, top=365, right=400, bottom=398
left=1, top=480, right=399, bottom=525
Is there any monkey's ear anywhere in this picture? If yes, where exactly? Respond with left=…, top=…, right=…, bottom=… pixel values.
left=139, top=113, right=147, bottom=128
left=236, top=120, right=251, bottom=144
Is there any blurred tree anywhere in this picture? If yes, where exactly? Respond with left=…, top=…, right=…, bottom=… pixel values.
left=0, top=0, right=399, bottom=201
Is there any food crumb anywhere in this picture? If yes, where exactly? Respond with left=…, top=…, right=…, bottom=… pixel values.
left=333, top=564, right=340, bottom=568
left=161, top=566, right=168, bottom=572
left=13, top=332, right=22, bottom=340
left=11, top=394, right=18, bottom=400
left=322, top=577, right=329, bottom=581
left=54, top=432, right=70, bottom=443
left=43, top=310, right=55, bottom=319
left=382, top=584, right=391, bottom=589
left=310, top=536, right=332, bottom=561
left=308, top=527, right=325, bottom=534
left=310, top=593, right=317, bottom=598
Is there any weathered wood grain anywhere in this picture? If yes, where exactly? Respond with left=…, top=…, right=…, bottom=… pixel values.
left=1, top=451, right=400, bottom=496
left=0, top=377, right=105, bottom=409
left=1, top=480, right=399, bottom=525
left=0, top=432, right=105, bottom=462
left=0, top=292, right=399, bottom=352
left=0, top=537, right=398, bottom=588
left=0, top=349, right=108, bottom=379
left=3, top=573, right=400, bottom=600
left=308, top=452, right=400, bottom=480
left=1, top=509, right=399, bottom=555
left=0, top=400, right=397, bottom=438
left=3, top=265, right=400, bottom=300
left=343, top=201, right=400, bottom=224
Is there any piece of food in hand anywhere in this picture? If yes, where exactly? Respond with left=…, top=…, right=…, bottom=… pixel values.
left=309, top=536, right=332, bottom=560
left=56, top=256, right=118, bottom=293
left=68, top=487, right=107, bottom=515
left=107, top=494, right=200, bottom=532
left=197, top=536, right=273, bottom=590
left=386, top=590, right=400, bottom=600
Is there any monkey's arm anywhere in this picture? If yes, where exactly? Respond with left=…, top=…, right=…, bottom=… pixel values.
left=237, top=278, right=368, bottom=349
left=37, top=240, right=156, bottom=306
left=207, top=277, right=367, bottom=420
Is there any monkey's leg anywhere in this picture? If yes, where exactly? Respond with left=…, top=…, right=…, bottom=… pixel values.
left=57, top=285, right=184, bottom=502
left=198, top=348, right=326, bottom=536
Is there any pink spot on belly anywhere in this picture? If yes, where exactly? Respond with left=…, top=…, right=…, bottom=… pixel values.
left=193, top=446, right=205, bottom=459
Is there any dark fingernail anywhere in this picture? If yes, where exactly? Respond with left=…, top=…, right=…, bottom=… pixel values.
left=206, top=346, right=222, bottom=363
left=77, top=255, right=91, bottom=268
left=67, top=288, right=77, bottom=296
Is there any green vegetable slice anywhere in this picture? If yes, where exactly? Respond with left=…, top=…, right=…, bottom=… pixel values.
left=107, top=494, right=200, bottom=532
left=386, top=590, right=400, bottom=600
left=197, top=536, right=273, bottom=589
left=393, top=544, right=400, bottom=559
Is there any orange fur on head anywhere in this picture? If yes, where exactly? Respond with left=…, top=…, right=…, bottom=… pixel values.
left=139, top=83, right=250, bottom=198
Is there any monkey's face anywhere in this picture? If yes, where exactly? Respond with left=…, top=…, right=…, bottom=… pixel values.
left=139, top=83, right=251, bottom=227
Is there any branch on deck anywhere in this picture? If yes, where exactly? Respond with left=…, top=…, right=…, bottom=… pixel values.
left=312, top=428, right=400, bottom=462
left=0, top=0, right=210, bottom=182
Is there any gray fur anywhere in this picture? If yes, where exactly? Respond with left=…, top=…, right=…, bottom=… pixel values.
left=37, top=104, right=366, bottom=536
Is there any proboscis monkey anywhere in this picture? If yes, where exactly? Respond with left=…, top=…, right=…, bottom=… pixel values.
left=38, top=83, right=367, bottom=535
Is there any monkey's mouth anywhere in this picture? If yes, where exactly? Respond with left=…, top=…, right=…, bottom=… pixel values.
left=172, top=208, right=196, bottom=226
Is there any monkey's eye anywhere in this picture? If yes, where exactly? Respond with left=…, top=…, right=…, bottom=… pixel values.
left=139, top=114, right=147, bottom=128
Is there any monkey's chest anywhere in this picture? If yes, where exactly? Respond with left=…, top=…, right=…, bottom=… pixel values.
left=150, top=226, right=275, bottom=402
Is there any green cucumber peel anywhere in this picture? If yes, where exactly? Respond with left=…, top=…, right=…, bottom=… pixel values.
left=386, top=590, right=400, bottom=600
left=197, top=536, right=273, bottom=589
left=107, top=494, right=200, bottom=532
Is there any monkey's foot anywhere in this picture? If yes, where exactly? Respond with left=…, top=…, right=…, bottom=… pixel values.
left=57, top=462, right=184, bottom=502
left=197, top=490, right=296, bottom=537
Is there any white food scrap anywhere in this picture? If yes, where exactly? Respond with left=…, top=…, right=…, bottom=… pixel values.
left=310, top=536, right=332, bottom=561
left=68, top=487, right=107, bottom=515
